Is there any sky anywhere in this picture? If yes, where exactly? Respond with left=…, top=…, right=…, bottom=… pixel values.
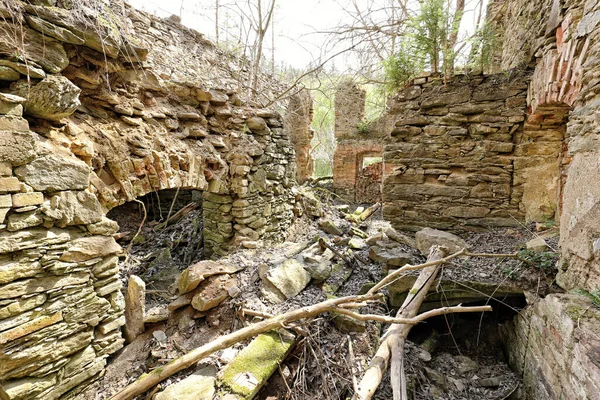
left=127, top=0, right=488, bottom=71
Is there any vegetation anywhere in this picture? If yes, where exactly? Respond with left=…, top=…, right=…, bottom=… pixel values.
left=574, top=286, right=600, bottom=308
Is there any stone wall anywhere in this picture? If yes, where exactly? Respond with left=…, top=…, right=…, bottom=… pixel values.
left=382, top=71, right=566, bottom=232
left=285, top=90, right=314, bottom=183
left=0, top=1, right=297, bottom=398
left=333, top=81, right=393, bottom=201
left=500, top=294, right=600, bottom=399
left=487, top=0, right=600, bottom=293
left=489, top=0, right=600, bottom=398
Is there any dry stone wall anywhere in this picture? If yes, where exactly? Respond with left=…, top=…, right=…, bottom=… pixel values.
left=383, top=71, right=566, bottom=231
left=500, top=294, right=600, bottom=399
left=0, top=1, right=298, bottom=398
left=333, top=81, right=393, bottom=201
left=486, top=0, right=600, bottom=398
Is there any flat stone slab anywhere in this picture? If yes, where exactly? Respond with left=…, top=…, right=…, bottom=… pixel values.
left=415, top=227, right=469, bottom=256
left=177, top=260, right=243, bottom=294
left=156, top=365, right=217, bottom=400
left=264, top=259, right=311, bottom=300
left=369, top=246, right=413, bottom=267
left=388, top=275, right=524, bottom=308
left=219, top=330, right=295, bottom=399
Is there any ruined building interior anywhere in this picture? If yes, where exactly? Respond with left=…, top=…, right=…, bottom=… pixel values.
left=0, top=0, right=599, bottom=399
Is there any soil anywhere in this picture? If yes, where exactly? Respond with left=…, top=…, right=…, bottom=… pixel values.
left=84, top=186, right=561, bottom=400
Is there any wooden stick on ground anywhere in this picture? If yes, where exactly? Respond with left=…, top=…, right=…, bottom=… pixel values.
left=108, top=293, right=382, bottom=400
left=110, top=245, right=496, bottom=400
left=354, top=245, right=449, bottom=400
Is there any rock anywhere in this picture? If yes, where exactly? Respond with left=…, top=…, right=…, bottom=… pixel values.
left=9, top=75, right=80, bottom=121
left=24, top=14, right=85, bottom=45
left=365, top=232, right=383, bottom=246
left=59, top=236, right=121, bottom=262
left=55, top=190, right=103, bottom=227
left=191, top=275, right=237, bottom=312
left=302, top=255, right=332, bottom=281
left=152, top=330, right=167, bottom=343
left=348, top=238, right=367, bottom=250
left=11, top=192, right=43, bottom=207
left=455, top=355, right=478, bottom=373
left=0, top=130, right=36, bottom=166
left=87, top=217, right=120, bottom=236
left=209, top=90, right=229, bottom=104
left=0, top=177, right=21, bottom=194
left=155, top=366, right=217, bottom=400
left=385, top=228, right=417, bottom=248
left=124, top=275, right=145, bottom=343
left=368, top=246, right=413, bottom=267
left=7, top=211, right=43, bottom=231
left=332, top=312, right=366, bottom=333
left=0, top=21, right=68, bottom=73
left=264, top=259, right=311, bottom=300
left=425, top=367, right=449, bottom=391
left=0, top=59, right=45, bottom=79
left=15, top=150, right=90, bottom=192
left=0, top=311, right=62, bottom=345
left=0, top=66, right=19, bottom=81
left=415, top=228, right=469, bottom=255
left=144, top=305, right=169, bottom=324
left=319, top=219, right=343, bottom=236
left=177, top=260, right=243, bottom=294
left=219, top=330, right=295, bottom=399
left=476, top=376, right=502, bottom=387
left=0, top=272, right=89, bottom=299
left=526, top=237, right=548, bottom=252
left=246, top=116, right=267, bottom=132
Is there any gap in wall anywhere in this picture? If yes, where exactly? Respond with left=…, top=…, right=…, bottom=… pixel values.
left=107, top=189, right=204, bottom=296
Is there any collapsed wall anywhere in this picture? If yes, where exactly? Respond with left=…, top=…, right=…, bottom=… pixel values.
left=333, top=80, right=393, bottom=202
left=0, top=1, right=299, bottom=398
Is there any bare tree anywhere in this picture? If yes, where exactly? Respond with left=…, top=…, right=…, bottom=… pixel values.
left=248, top=0, right=276, bottom=97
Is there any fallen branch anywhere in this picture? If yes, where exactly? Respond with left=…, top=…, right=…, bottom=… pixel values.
left=355, top=246, right=449, bottom=400
left=319, top=237, right=356, bottom=267
left=112, top=246, right=499, bottom=400
left=154, top=202, right=197, bottom=231
left=109, top=293, right=383, bottom=400
left=332, top=304, right=492, bottom=326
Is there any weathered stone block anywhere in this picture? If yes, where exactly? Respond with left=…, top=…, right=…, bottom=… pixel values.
left=0, top=177, right=22, bottom=193
left=11, top=192, right=43, bottom=207
left=415, top=228, right=469, bottom=255
left=124, top=275, right=145, bottom=343
left=219, top=330, right=295, bottom=399
left=59, top=236, right=121, bottom=262
left=15, top=152, right=89, bottom=192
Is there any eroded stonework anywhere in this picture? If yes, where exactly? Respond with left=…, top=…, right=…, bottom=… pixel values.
left=0, top=1, right=299, bottom=398
left=382, top=71, right=566, bottom=231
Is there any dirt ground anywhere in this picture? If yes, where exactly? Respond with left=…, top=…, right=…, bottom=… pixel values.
left=85, top=187, right=560, bottom=400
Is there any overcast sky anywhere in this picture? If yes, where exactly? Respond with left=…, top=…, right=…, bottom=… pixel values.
left=128, top=0, right=487, bottom=71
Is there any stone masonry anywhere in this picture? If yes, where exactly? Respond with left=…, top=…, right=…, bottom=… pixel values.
left=383, top=71, right=566, bottom=232
left=0, top=1, right=299, bottom=399
left=333, top=80, right=393, bottom=202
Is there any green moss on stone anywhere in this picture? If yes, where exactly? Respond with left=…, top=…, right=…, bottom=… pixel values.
left=219, top=331, right=295, bottom=399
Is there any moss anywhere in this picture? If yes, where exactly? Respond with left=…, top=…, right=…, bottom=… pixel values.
left=219, top=331, right=295, bottom=399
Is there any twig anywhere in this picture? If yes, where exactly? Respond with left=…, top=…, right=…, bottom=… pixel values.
left=109, top=294, right=383, bottom=399
left=124, top=199, right=147, bottom=262
left=348, top=335, right=359, bottom=395
left=333, top=305, right=492, bottom=326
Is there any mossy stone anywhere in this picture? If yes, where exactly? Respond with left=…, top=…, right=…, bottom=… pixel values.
left=219, top=330, right=295, bottom=399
